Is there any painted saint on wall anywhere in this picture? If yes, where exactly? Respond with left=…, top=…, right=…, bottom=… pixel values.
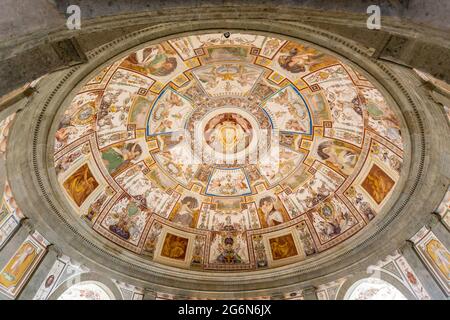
left=426, top=239, right=450, bottom=280
left=0, top=242, right=36, bottom=288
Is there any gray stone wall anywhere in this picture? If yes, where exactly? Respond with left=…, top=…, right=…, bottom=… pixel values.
left=1, top=1, right=450, bottom=97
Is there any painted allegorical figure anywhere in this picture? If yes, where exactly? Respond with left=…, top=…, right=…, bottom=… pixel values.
left=101, top=142, right=143, bottom=175
left=63, top=164, right=99, bottom=207
left=161, top=233, right=189, bottom=260
left=171, top=196, right=200, bottom=228
left=269, top=234, right=298, bottom=260
left=316, top=140, right=359, bottom=176
left=55, top=116, right=78, bottom=146
left=277, top=44, right=335, bottom=74
left=0, top=242, right=36, bottom=286
left=361, top=164, right=395, bottom=204
left=122, top=46, right=178, bottom=77
left=278, top=48, right=319, bottom=73
left=258, top=196, right=285, bottom=227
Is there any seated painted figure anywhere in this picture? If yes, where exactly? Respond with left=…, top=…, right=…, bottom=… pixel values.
left=217, top=237, right=242, bottom=264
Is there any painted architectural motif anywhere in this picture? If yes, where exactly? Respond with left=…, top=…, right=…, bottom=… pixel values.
left=367, top=251, right=431, bottom=300
left=0, top=113, right=23, bottom=250
left=345, top=278, right=407, bottom=300
left=0, top=182, right=24, bottom=249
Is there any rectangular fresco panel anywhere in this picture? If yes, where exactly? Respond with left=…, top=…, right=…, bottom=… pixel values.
left=0, top=231, right=49, bottom=299
left=410, top=227, right=450, bottom=295
left=63, top=163, right=99, bottom=207
left=269, top=234, right=298, bottom=261
left=161, top=233, right=189, bottom=261
left=436, top=187, right=450, bottom=229
left=361, top=163, right=395, bottom=205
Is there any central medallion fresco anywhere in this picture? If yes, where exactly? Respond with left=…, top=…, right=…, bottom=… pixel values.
left=53, top=32, right=405, bottom=271
left=204, top=112, right=253, bottom=154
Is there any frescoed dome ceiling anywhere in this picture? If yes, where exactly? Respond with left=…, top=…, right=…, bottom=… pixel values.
left=53, top=32, right=404, bottom=272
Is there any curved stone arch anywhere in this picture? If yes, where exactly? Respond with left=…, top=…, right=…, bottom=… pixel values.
left=335, top=271, right=416, bottom=300
left=47, top=272, right=123, bottom=300
left=5, top=19, right=450, bottom=296
left=2, top=2, right=449, bottom=98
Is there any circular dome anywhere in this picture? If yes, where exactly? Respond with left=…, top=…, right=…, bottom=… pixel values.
left=53, top=32, right=404, bottom=272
